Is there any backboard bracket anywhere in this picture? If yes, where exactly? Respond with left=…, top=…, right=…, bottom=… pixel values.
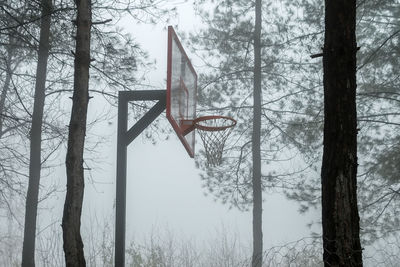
left=115, top=90, right=166, bottom=267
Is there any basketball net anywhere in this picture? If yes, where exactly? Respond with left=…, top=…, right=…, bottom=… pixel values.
left=194, top=116, right=236, bottom=167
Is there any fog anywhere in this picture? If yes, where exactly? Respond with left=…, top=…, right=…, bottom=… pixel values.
left=2, top=0, right=399, bottom=266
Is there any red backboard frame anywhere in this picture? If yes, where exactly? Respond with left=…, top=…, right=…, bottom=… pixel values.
left=166, top=26, right=197, bottom=158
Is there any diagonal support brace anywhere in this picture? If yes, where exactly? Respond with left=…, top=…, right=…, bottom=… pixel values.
left=125, top=98, right=166, bottom=144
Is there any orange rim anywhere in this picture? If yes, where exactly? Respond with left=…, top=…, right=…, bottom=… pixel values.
left=193, top=115, right=237, bottom=132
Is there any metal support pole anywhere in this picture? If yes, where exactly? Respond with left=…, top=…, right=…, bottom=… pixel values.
left=115, top=90, right=166, bottom=267
left=115, top=93, right=127, bottom=267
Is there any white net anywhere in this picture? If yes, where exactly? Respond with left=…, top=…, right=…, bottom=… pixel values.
left=195, top=116, right=236, bottom=167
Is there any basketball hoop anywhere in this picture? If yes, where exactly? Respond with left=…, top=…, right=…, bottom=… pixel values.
left=194, top=115, right=237, bottom=167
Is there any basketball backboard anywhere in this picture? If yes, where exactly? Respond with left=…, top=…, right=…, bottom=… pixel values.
left=166, top=26, right=197, bottom=157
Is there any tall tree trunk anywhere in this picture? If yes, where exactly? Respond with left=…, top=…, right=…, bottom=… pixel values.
left=321, top=0, right=363, bottom=266
left=21, top=1, right=52, bottom=266
left=252, top=0, right=263, bottom=266
left=62, top=0, right=91, bottom=266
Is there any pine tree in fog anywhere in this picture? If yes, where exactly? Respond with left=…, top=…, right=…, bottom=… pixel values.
left=21, top=0, right=52, bottom=265
left=252, top=1, right=263, bottom=266
left=190, top=0, right=308, bottom=264
left=280, top=0, right=400, bottom=247
left=62, top=0, right=91, bottom=265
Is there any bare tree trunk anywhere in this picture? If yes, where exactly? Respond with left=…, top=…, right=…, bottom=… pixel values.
left=252, top=0, right=263, bottom=266
left=21, top=1, right=52, bottom=266
left=321, top=0, right=363, bottom=266
left=62, top=0, right=91, bottom=266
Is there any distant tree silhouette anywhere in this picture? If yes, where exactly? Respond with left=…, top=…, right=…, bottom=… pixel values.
left=21, top=0, right=52, bottom=265
left=252, top=1, right=262, bottom=266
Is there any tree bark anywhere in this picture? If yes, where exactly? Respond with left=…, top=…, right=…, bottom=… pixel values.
left=21, top=1, right=52, bottom=266
left=62, top=0, right=91, bottom=266
left=252, top=0, right=263, bottom=266
left=321, top=0, right=363, bottom=266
